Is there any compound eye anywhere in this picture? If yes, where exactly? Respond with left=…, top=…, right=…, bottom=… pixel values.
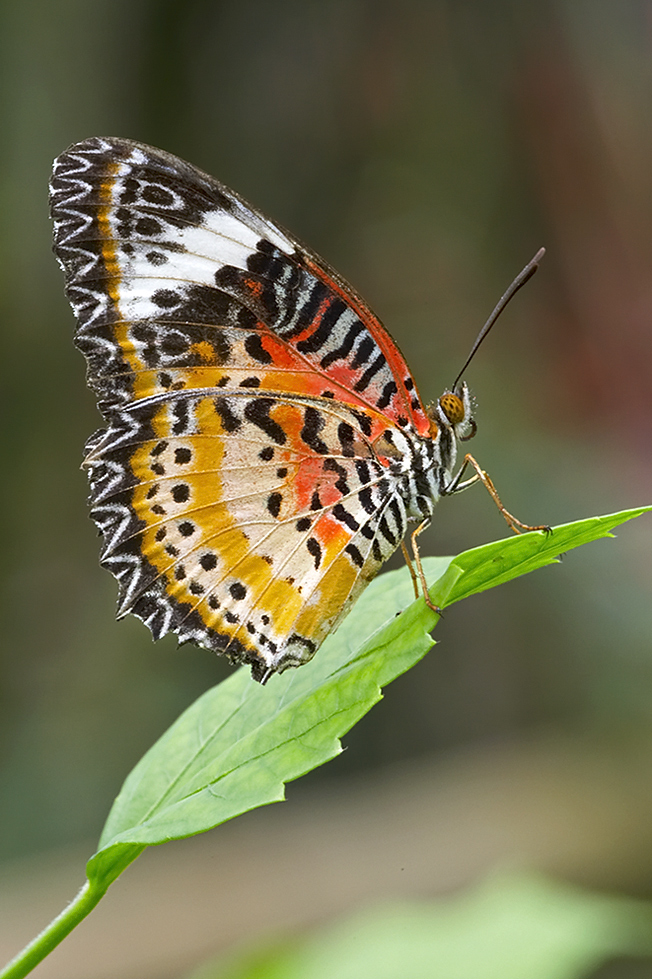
left=439, top=392, right=465, bottom=424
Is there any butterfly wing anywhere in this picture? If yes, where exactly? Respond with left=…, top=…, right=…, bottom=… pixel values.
left=50, top=137, right=426, bottom=678
left=83, top=389, right=410, bottom=679
left=50, top=137, right=431, bottom=431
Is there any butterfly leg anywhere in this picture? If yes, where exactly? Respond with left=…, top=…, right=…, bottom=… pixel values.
left=401, top=540, right=420, bottom=599
left=405, top=521, right=443, bottom=616
left=458, top=454, right=551, bottom=535
left=445, top=458, right=481, bottom=495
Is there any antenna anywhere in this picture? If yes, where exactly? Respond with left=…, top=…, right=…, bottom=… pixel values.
left=452, top=247, right=545, bottom=390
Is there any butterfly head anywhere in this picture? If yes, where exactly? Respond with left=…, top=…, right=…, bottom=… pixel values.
left=428, top=381, right=477, bottom=443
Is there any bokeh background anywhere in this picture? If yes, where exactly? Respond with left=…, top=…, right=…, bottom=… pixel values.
left=1, top=1, right=652, bottom=977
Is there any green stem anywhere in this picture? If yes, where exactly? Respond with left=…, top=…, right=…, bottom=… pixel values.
left=0, top=879, right=107, bottom=979
left=0, top=843, right=144, bottom=977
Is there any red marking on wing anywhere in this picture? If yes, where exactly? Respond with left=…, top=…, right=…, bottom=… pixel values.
left=250, top=326, right=405, bottom=441
left=302, top=255, right=431, bottom=437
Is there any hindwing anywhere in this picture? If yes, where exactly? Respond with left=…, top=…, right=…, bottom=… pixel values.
left=84, top=390, right=408, bottom=679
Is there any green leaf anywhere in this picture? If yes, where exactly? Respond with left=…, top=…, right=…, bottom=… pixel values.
left=87, top=507, right=650, bottom=890
left=89, top=556, right=449, bottom=888
left=189, top=872, right=652, bottom=979
left=434, top=507, right=652, bottom=607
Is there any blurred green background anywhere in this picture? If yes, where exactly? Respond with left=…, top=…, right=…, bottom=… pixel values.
left=1, top=1, right=652, bottom=976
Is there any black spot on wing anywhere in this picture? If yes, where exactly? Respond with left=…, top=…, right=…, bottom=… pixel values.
left=172, top=400, right=190, bottom=435
left=332, top=503, right=359, bottom=532
left=244, top=399, right=287, bottom=445
left=350, top=409, right=373, bottom=438
left=152, top=289, right=179, bottom=308
left=306, top=537, right=322, bottom=568
left=337, top=422, right=355, bottom=457
left=358, top=487, right=375, bottom=515
left=200, top=553, right=218, bottom=571
left=301, top=406, right=329, bottom=454
left=355, top=459, right=371, bottom=484
left=278, top=280, right=329, bottom=339
left=267, top=492, right=282, bottom=518
left=345, top=543, right=364, bottom=567
left=142, top=183, right=174, bottom=206
left=351, top=336, right=375, bottom=369
left=389, top=498, right=404, bottom=536
left=296, top=297, right=347, bottom=354
left=320, top=319, right=365, bottom=369
left=354, top=352, right=386, bottom=392
left=323, top=458, right=349, bottom=494
left=376, top=380, right=398, bottom=410
left=214, top=397, right=241, bottom=433
left=379, top=514, right=397, bottom=546
left=135, top=216, right=162, bottom=236
left=146, top=250, right=168, bottom=266
left=244, top=332, right=273, bottom=364
left=174, top=447, right=192, bottom=464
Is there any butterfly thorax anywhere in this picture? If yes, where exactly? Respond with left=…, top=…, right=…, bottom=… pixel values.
left=399, top=380, right=477, bottom=522
left=367, top=379, right=474, bottom=542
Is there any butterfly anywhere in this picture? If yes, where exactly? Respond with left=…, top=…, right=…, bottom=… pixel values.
left=50, top=137, right=546, bottom=683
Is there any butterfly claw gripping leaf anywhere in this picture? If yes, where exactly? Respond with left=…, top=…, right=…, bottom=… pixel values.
left=50, top=137, right=479, bottom=682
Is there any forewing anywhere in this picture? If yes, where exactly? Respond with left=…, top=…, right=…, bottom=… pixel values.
left=84, top=391, right=407, bottom=679
left=49, top=137, right=430, bottom=434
